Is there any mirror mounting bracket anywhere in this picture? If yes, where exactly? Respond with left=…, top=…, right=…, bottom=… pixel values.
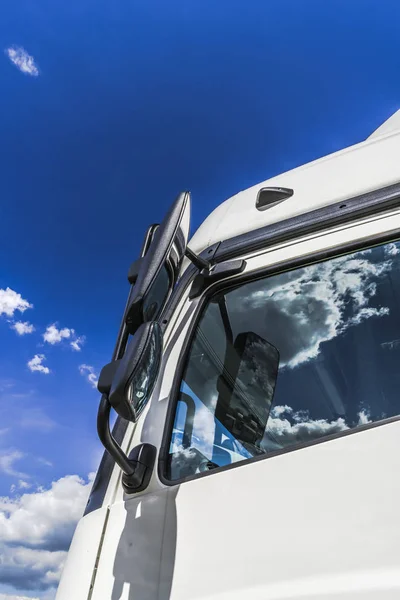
left=185, top=246, right=211, bottom=271
left=189, top=259, right=247, bottom=299
left=97, top=395, right=156, bottom=494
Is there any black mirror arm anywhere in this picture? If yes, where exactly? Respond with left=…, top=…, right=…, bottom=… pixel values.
left=185, top=246, right=211, bottom=271
left=97, top=395, right=156, bottom=493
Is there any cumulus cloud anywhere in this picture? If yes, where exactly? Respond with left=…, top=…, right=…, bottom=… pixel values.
left=43, top=324, right=84, bottom=352
left=0, top=543, right=64, bottom=593
left=0, top=289, right=32, bottom=318
left=232, top=251, right=394, bottom=369
left=0, top=474, right=93, bottom=550
left=263, top=405, right=373, bottom=450
left=0, top=474, right=94, bottom=596
left=78, top=365, right=98, bottom=389
left=5, top=46, right=39, bottom=76
left=10, top=322, right=35, bottom=336
left=43, top=325, right=72, bottom=345
left=27, top=355, right=50, bottom=375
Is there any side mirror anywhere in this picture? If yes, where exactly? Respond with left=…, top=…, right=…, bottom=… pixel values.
left=125, top=191, right=191, bottom=333
left=96, top=322, right=162, bottom=493
left=98, top=322, right=162, bottom=422
left=215, top=331, right=280, bottom=447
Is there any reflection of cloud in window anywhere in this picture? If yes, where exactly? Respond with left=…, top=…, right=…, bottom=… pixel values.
left=231, top=249, right=395, bottom=369
left=264, top=405, right=372, bottom=449
left=381, top=339, right=400, bottom=351
left=385, top=242, right=400, bottom=257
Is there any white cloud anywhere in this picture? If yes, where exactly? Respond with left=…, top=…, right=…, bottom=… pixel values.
left=0, top=474, right=94, bottom=596
left=78, top=365, right=98, bottom=389
left=233, top=252, right=393, bottom=369
left=70, top=336, right=85, bottom=352
left=381, top=338, right=400, bottom=351
left=0, top=543, right=64, bottom=595
left=263, top=405, right=374, bottom=450
left=0, top=451, right=27, bottom=479
left=27, top=355, right=50, bottom=375
left=10, top=481, right=32, bottom=495
left=35, top=458, right=53, bottom=468
left=0, top=474, right=93, bottom=549
left=385, top=242, right=400, bottom=256
left=5, top=46, right=39, bottom=77
left=42, top=325, right=72, bottom=345
left=265, top=408, right=349, bottom=449
left=43, top=324, right=84, bottom=352
left=0, top=289, right=32, bottom=318
left=10, top=322, right=35, bottom=336
left=357, top=410, right=372, bottom=425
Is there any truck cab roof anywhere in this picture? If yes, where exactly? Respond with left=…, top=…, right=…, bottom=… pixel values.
left=189, top=109, right=400, bottom=255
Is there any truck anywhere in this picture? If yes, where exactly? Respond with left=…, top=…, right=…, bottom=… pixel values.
left=56, top=110, right=400, bottom=600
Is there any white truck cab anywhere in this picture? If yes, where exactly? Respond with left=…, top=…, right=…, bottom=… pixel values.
left=57, top=111, right=400, bottom=600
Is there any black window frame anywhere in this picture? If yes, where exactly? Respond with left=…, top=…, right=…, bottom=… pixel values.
left=158, top=225, right=400, bottom=486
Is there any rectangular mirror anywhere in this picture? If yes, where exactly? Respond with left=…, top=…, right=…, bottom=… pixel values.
left=216, top=331, right=280, bottom=448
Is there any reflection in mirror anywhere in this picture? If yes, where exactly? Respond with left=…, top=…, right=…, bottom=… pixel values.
left=109, top=322, right=162, bottom=422
left=216, top=332, right=280, bottom=453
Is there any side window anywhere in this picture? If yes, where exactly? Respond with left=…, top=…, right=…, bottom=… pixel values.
left=166, top=239, right=400, bottom=481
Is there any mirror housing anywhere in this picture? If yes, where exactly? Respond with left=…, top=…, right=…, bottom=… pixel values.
left=125, top=191, right=191, bottom=333
left=216, top=331, right=280, bottom=448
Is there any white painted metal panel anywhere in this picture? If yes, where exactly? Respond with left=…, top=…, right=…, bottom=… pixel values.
left=169, top=421, right=400, bottom=600
left=55, top=507, right=109, bottom=600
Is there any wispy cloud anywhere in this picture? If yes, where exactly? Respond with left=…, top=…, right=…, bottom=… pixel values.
left=36, top=457, right=53, bottom=468
left=43, top=324, right=85, bottom=351
left=20, top=408, right=56, bottom=433
left=5, top=46, right=39, bottom=77
left=0, top=288, right=32, bottom=318
left=27, top=355, right=50, bottom=375
left=0, top=450, right=27, bottom=479
left=0, top=593, right=40, bottom=600
left=385, top=243, right=400, bottom=257
left=78, top=364, right=98, bottom=389
left=10, top=480, right=32, bottom=494
left=70, top=335, right=85, bottom=352
left=10, top=321, right=35, bottom=336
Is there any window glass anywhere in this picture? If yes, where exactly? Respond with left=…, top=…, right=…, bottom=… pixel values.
left=167, top=239, right=400, bottom=480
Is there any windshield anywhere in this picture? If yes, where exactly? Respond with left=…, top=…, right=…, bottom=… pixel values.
left=167, top=238, right=400, bottom=481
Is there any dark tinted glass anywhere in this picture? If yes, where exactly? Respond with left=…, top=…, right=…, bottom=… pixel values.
left=142, top=265, right=171, bottom=322
left=167, top=239, right=400, bottom=480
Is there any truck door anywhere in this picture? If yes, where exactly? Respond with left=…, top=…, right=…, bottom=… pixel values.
left=158, top=218, right=400, bottom=600
left=91, top=211, right=400, bottom=600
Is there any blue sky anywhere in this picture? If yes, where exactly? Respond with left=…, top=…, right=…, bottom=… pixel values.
left=1, top=0, right=400, bottom=598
